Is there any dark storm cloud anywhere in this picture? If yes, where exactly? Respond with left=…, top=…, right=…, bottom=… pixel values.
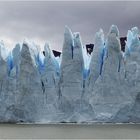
left=0, top=1, right=140, bottom=51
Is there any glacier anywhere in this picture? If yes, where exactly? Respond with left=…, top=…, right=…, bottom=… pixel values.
left=0, top=25, right=140, bottom=123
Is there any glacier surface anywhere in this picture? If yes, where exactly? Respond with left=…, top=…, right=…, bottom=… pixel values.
left=0, top=25, right=140, bottom=123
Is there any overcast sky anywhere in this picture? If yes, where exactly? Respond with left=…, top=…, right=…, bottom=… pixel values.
left=0, top=1, right=140, bottom=51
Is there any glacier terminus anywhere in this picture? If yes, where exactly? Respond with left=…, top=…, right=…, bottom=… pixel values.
left=0, top=25, right=140, bottom=123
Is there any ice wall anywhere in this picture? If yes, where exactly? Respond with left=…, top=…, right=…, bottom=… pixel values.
left=0, top=25, right=140, bottom=123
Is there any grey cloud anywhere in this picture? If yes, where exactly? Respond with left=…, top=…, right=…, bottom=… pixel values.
left=0, top=1, right=140, bottom=51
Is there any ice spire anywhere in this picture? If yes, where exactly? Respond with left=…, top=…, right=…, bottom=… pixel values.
left=131, top=27, right=139, bottom=37
left=16, top=43, right=44, bottom=122
left=73, top=32, right=84, bottom=65
left=104, top=25, right=124, bottom=74
left=88, top=25, right=126, bottom=121
left=125, top=27, right=140, bottom=54
left=0, top=40, right=8, bottom=61
left=10, top=43, right=21, bottom=76
left=87, top=29, right=105, bottom=92
left=59, top=27, right=84, bottom=118
left=44, top=43, right=60, bottom=74
left=125, top=30, right=133, bottom=56
left=40, top=43, right=59, bottom=103
left=107, top=25, right=121, bottom=53
left=61, top=26, right=74, bottom=61
left=109, top=24, right=119, bottom=37
left=124, top=27, right=140, bottom=91
left=44, top=43, right=52, bottom=58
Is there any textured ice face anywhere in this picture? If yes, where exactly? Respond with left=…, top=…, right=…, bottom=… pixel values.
left=1, top=25, right=140, bottom=123
left=7, top=43, right=21, bottom=77
left=109, top=25, right=119, bottom=37
left=7, top=52, right=14, bottom=76
left=125, top=27, right=140, bottom=54
left=107, top=26, right=121, bottom=52
left=61, top=26, right=74, bottom=62
left=87, top=25, right=126, bottom=121
left=95, top=29, right=104, bottom=46
left=44, top=43, right=52, bottom=58
left=58, top=27, right=89, bottom=122
left=12, top=43, right=21, bottom=65
left=43, top=43, right=60, bottom=75
left=0, top=40, right=9, bottom=61
left=86, top=29, right=105, bottom=94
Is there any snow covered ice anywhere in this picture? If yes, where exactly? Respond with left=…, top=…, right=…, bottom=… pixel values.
left=0, top=25, right=140, bottom=123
